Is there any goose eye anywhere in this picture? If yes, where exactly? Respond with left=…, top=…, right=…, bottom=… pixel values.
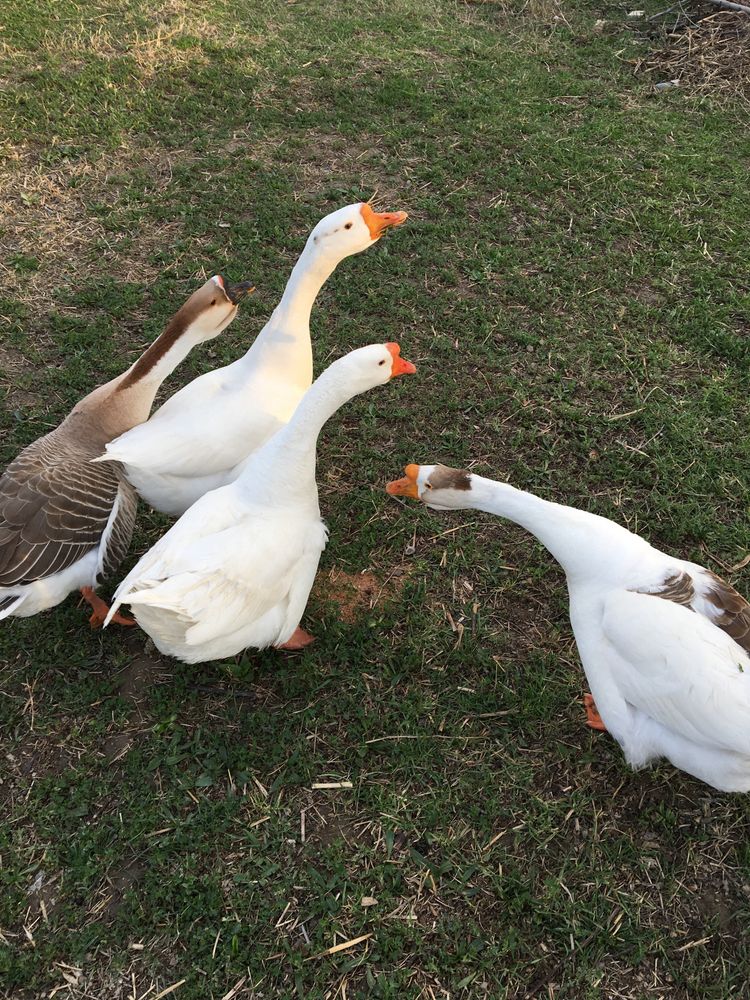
left=425, top=482, right=433, bottom=489
left=378, top=359, right=386, bottom=366
left=345, top=222, right=353, bottom=230
left=211, top=298, right=217, bottom=306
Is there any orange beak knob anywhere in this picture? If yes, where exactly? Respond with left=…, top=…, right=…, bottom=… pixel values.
left=386, top=342, right=416, bottom=377
left=360, top=203, right=409, bottom=239
left=386, top=464, right=421, bottom=499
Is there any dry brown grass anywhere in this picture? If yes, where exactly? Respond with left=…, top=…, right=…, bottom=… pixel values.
left=3, top=0, right=258, bottom=79
left=0, top=145, right=190, bottom=311
left=0, top=0, right=267, bottom=317
left=637, top=9, right=750, bottom=101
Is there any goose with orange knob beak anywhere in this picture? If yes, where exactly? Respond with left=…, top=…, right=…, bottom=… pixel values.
left=386, top=462, right=750, bottom=792
left=105, top=343, right=416, bottom=663
left=102, top=202, right=409, bottom=517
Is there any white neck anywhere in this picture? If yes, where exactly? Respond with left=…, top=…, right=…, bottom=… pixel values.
left=236, top=361, right=364, bottom=504
left=464, top=475, right=635, bottom=578
left=240, top=238, right=340, bottom=386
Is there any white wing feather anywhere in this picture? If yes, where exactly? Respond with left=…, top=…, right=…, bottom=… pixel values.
left=601, top=590, right=750, bottom=756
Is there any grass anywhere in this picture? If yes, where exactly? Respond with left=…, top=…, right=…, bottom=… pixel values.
left=1, top=0, right=750, bottom=996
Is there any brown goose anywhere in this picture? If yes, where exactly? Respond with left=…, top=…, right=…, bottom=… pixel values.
left=0, top=275, right=253, bottom=625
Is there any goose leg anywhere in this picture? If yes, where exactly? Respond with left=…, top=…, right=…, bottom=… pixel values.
left=277, top=627, right=316, bottom=651
left=583, top=693, right=607, bottom=732
left=80, top=587, right=136, bottom=629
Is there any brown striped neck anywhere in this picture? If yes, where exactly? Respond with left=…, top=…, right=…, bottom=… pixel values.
left=114, top=276, right=240, bottom=400
left=65, top=276, right=244, bottom=441
left=117, top=307, right=196, bottom=392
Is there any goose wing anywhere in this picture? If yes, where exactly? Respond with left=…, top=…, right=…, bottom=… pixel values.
left=0, top=431, right=134, bottom=586
left=601, top=587, right=750, bottom=755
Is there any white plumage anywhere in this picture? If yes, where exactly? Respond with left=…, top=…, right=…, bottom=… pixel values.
left=106, top=343, right=416, bottom=662
left=387, top=464, right=750, bottom=792
left=102, top=203, right=407, bottom=515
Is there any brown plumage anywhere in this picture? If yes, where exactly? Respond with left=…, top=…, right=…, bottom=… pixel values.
left=704, top=570, right=750, bottom=655
left=639, top=568, right=750, bottom=656
left=645, top=570, right=695, bottom=608
left=0, top=427, right=137, bottom=588
left=429, top=465, right=472, bottom=491
left=0, top=274, right=250, bottom=620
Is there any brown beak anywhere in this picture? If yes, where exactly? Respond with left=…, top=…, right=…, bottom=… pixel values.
left=225, top=280, right=255, bottom=304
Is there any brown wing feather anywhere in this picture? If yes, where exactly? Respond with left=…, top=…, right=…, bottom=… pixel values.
left=636, top=569, right=750, bottom=656
left=702, top=570, right=750, bottom=655
left=0, top=427, right=135, bottom=587
left=101, top=480, right=138, bottom=579
left=640, top=571, right=695, bottom=608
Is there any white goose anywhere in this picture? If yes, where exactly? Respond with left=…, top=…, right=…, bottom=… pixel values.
left=387, top=464, right=750, bottom=792
left=0, top=276, right=252, bottom=625
left=100, top=203, right=408, bottom=516
left=105, top=343, right=416, bottom=662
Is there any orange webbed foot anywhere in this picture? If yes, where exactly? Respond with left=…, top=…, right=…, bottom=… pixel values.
left=583, top=693, right=607, bottom=732
left=80, top=587, right=136, bottom=629
left=277, top=627, right=316, bottom=651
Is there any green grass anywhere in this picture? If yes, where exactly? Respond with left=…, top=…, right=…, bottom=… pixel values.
left=2, top=0, right=750, bottom=997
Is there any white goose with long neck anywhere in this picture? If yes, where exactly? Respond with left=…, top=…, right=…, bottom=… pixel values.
left=234, top=342, right=411, bottom=507
left=235, top=226, right=345, bottom=390
left=102, top=202, right=408, bottom=517
left=105, top=343, right=416, bottom=664
left=387, top=464, right=750, bottom=792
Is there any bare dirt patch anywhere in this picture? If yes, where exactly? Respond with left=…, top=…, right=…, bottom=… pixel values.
left=24, top=868, right=62, bottom=924
left=89, top=856, right=147, bottom=923
left=299, top=799, right=377, bottom=850
left=314, top=565, right=412, bottom=623
left=102, top=641, right=165, bottom=762
left=0, top=727, right=78, bottom=809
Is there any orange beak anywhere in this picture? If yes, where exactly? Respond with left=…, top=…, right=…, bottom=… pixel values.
left=360, top=203, right=409, bottom=240
left=386, top=464, right=421, bottom=500
left=386, top=342, right=416, bottom=378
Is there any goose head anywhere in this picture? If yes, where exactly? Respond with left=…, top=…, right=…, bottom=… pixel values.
left=180, top=275, right=255, bottom=342
left=321, top=343, right=417, bottom=399
left=327, top=342, right=417, bottom=397
left=307, top=203, right=408, bottom=261
left=386, top=463, right=473, bottom=510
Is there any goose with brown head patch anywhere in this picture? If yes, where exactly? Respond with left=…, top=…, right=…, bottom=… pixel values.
left=0, top=275, right=252, bottom=624
left=105, top=343, right=416, bottom=662
left=101, top=202, right=408, bottom=517
left=387, top=463, right=750, bottom=792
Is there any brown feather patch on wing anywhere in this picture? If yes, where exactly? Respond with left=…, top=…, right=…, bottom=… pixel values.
left=0, top=428, right=136, bottom=587
left=640, top=570, right=696, bottom=608
left=636, top=569, right=750, bottom=656
left=703, top=570, right=750, bottom=655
